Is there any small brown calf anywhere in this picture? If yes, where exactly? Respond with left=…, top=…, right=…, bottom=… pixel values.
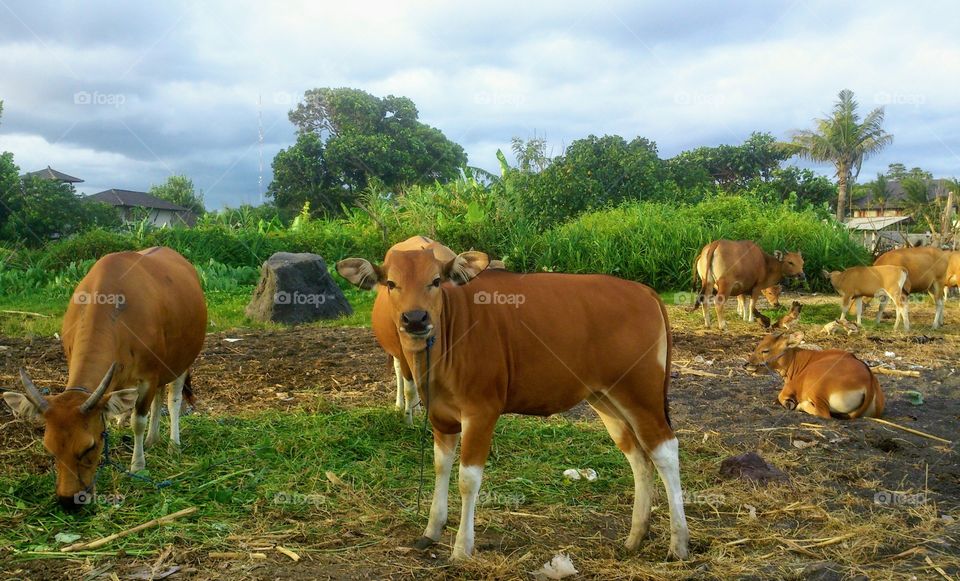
left=824, top=265, right=910, bottom=331
left=745, top=331, right=884, bottom=419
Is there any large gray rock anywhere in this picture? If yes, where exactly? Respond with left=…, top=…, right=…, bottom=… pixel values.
left=245, top=252, right=352, bottom=324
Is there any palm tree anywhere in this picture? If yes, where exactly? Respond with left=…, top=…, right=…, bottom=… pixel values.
left=901, top=177, right=936, bottom=232
left=870, top=173, right=889, bottom=215
left=791, top=89, right=894, bottom=221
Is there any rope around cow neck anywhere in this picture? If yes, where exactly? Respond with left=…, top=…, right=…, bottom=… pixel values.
left=416, top=335, right=436, bottom=515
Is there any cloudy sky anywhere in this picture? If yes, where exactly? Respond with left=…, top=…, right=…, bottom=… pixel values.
left=1, top=0, right=959, bottom=209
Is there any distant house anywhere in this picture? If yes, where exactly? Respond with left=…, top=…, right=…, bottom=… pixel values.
left=21, top=166, right=84, bottom=184
left=852, top=178, right=956, bottom=218
left=85, top=189, right=196, bottom=227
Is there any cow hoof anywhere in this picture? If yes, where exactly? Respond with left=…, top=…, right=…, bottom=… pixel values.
left=412, top=536, right=436, bottom=551
left=167, top=441, right=181, bottom=455
left=404, top=413, right=414, bottom=427
left=130, top=460, right=146, bottom=473
left=669, top=530, right=690, bottom=560
left=450, top=547, right=471, bottom=561
left=144, top=435, right=158, bottom=449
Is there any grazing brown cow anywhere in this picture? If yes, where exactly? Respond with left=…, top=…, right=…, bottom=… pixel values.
left=874, top=247, right=949, bottom=328
left=693, top=240, right=805, bottom=330
left=3, top=248, right=206, bottom=510
left=745, top=331, right=884, bottom=419
left=338, top=250, right=688, bottom=561
left=824, top=265, right=910, bottom=331
left=737, top=285, right=782, bottom=318
left=754, top=300, right=802, bottom=330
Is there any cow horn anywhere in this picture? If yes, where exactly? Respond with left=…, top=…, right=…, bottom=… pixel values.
left=19, top=369, right=49, bottom=413
left=79, top=362, right=118, bottom=413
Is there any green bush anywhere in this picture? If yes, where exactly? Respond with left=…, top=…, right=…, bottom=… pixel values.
left=536, top=197, right=869, bottom=291
left=38, top=228, right=137, bottom=269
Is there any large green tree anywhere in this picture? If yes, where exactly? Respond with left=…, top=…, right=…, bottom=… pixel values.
left=790, top=89, right=893, bottom=221
left=521, top=135, right=675, bottom=225
left=149, top=174, right=205, bottom=216
left=268, top=132, right=342, bottom=214
left=670, top=132, right=792, bottom=191
left=282, top=88, right=467, bottom=202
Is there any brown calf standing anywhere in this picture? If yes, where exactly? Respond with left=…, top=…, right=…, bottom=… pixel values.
left=824, top=265, right=910, bottom=331
left=745, top=331, right=884, bottom=419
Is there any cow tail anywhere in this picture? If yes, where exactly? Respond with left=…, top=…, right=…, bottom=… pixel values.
left=656, top=293, right=674, bottom=428
left=182, top=371, right=196, bottom=407
left=691, top=242, right=718, bottom=312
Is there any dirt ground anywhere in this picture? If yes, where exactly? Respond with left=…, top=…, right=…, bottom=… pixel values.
left=1, top=294, right=958, bottom=579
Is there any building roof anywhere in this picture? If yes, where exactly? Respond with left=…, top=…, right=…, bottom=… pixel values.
left=844, top=215, right=912, bottom=231
left=853, top=178, right=954, bottom=209
left=85, top=189, right=189, bottom=212
left=22, top=166, right=84, bottom=183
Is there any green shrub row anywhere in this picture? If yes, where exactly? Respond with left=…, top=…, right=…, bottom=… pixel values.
left=0, top=197, right=869, bottom=295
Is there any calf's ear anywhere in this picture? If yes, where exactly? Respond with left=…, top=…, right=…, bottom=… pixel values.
left=445, top=251, right=489, bottom=285
left=2, top=393, right=45, bottom=422
left=104, top=388, right=139, bottom=419
left=774, top=250, right=784, bottom=261
left=786, top=331, right=804, bottom=347
left=336, top=259, right=383, bottom=290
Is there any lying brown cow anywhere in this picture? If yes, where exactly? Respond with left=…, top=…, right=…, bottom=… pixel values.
left=3, top=247, right=206, bottom=510
left=694, top=240, right=805, bottom=330
left=874, top=247, right=949, bottom=328
left=338, top=250, right=688, bottom=560
left=745, top=331, right=884, bottom=419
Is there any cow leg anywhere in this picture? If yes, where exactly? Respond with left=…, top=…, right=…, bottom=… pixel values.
left=130, top=380, right=153, bottom=472
left=168, top=371, right=188, bottom=452
left=588, top=397, right=653, bottom=550
left=931, top=286, right=945, bottom=328
left=736, top=295, right=745, bottom=318
left=746, top=290, right=759, bottom=322
left=875, top=293, right=889, bottom=324
left=701, top=291, right=713, bottom=328
left=393, top=357, right=405, bottom=410
left=416, top=431, right=459, bottom=547
left=403, top=377, right=420, bottom=426
left=451, top=416, right=497, bottom=560
left=899, top=294, right=910, bottom=332
left=855, top=297, right=864, bottom=327
left=145, top=385, right=164, bottom=448
left=601, top=388, right=689, bottom=560
left=714, top=281, right=731, bottom=331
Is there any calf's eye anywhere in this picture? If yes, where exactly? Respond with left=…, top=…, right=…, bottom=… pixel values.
left=431, top=278, right=441, bottom=288
left=386, top=281, right=397, bottom=290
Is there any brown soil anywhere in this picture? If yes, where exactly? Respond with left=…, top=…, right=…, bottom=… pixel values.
left=1, top=294, right=958, bottom=579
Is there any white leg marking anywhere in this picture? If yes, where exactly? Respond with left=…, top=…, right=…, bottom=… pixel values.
left=746, top=295, right=756, bottom=322
left=168, top=372, right=187, bottom=448
left=624, top=448, right=654, bottom=550
left=452, top=465, right=484, bottom=560
left=131, top=414, right=147, bottom=472
left=145, top=387, right=163, bottom=448
left=736, top=295, right=745, bottom=317
left=856, top=297, right=864, bottom=327
left=423, top=434, right=459, bottom=541
left=393, top=358, right=405, bottom=410
left=934, top=292, right=945, bottom=328
left=403, top=378, right=419, bottom=426
left=650, top=438, right=689, bottom=559
left=901, top=298, right=910, bottom=332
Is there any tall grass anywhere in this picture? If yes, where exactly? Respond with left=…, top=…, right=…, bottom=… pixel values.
left=537, top=197, right=870, bottom=290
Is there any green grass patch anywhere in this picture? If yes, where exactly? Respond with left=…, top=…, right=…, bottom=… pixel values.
left=0, top=406, right=710, bottom=560
left=0, top=285, right=376, bottom=339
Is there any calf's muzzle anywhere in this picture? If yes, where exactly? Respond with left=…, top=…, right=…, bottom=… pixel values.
left=401, top=310, right=431, bottom=335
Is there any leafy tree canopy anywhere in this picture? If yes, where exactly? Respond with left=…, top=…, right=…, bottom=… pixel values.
left=283, top=88, right=467, bottom=199
left=149, top=174, right=205, bottom=215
